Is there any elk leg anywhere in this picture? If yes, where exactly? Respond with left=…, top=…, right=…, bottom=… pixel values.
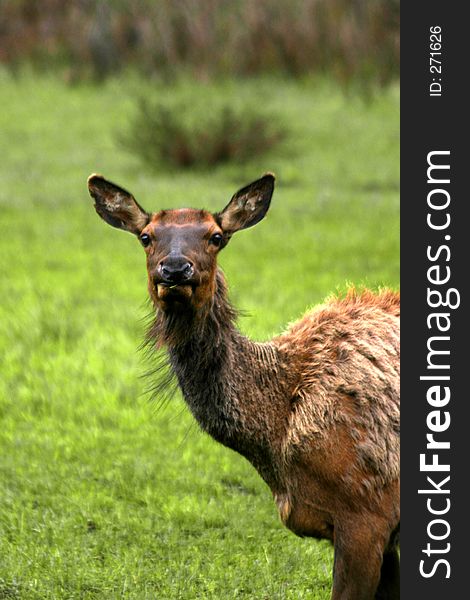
left=331, top=523, right=385, bottom=600
left=374, top=548, right=400, bottom=600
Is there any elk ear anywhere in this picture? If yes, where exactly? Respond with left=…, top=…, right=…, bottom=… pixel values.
left=218, top=173, right=275, bottom=234
left=87, top=174, right=150, bottom=235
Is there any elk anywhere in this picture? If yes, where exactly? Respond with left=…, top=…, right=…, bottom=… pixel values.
left=87, top=173, right=400, bottom=600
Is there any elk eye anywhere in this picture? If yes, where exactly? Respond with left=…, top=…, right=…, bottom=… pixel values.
left=140, top=233, right=151, bottom=247
left=209, top=233, right=223, bottom=247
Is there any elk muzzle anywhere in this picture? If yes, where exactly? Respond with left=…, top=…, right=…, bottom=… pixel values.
left=153, top=256, right=196, bottom=304
left=157, top=257, right=194, bottom=284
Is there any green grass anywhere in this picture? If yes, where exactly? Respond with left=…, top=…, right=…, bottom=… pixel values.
left=0, top=71, right=399, bottom=599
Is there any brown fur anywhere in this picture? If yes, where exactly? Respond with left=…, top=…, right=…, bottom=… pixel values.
left=88, top=173, right=400, bottom=600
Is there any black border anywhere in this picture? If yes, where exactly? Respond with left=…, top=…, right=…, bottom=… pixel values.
left=401, top=4, right=467, bottom=596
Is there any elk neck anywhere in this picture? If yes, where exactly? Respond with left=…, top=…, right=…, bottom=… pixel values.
left=148, top=269, right=291, bottom=488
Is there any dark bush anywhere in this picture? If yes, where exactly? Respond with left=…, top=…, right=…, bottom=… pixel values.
left=120, top=96, right=285, bottom=170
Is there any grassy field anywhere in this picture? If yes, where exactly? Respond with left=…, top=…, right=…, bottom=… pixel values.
left=0, top=71, right=399, bottom=599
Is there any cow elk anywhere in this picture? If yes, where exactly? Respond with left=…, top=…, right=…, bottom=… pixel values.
left=87, top=173, right=400, bottom=600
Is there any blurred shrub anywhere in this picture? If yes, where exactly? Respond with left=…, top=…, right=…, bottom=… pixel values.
left=0, top=0, right=399, bottom=87
left=120, top=96, right=284, bottom=169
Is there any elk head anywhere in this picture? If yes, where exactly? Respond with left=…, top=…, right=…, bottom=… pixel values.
left=87, top=174, right=275, bottom=313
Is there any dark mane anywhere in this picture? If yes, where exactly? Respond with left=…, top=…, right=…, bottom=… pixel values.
left=146, top=269, right=238, bottom=351
left=142, top=270, right=239, bottom=411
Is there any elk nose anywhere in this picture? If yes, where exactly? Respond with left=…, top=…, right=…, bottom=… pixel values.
left=158, top=258, right=194, bottom=283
